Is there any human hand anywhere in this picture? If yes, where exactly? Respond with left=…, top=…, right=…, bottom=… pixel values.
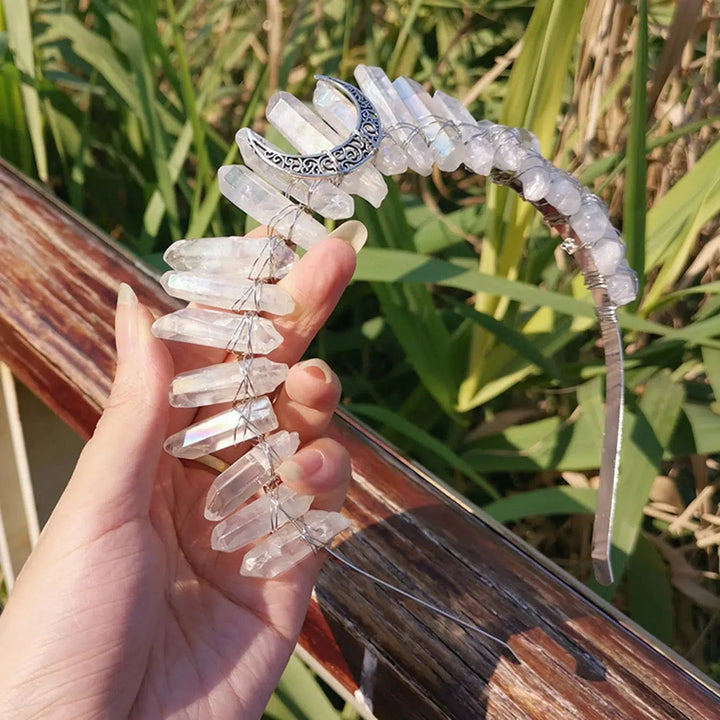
left=0, top=226, right=362, bottom=720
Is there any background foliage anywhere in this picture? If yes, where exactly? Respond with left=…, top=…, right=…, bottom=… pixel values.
left=2, top=0, right=720, bottom=710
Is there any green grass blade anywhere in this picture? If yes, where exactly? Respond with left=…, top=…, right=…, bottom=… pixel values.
left=627, top=534, right=673, bottom=645
left=598, top=371, right=684, bottom=597
left=623, top=0, right=648, bottom=298
left=353, top=247, right=720, bottom=348
left=349, top=404, right=499, bottom=499
left=269, top=654, right=341, bottom=720
left=484, top=486, right=597, bottom=524
left=2, top=0, right=47, bottom=180
left=447, top=298, right=566, bottom=384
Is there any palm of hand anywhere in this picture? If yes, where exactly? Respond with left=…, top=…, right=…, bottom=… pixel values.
left=0, top=237, right=357, bottom=720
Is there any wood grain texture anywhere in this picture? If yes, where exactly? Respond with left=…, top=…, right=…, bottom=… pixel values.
left=1, top=159, right=718, bottom=719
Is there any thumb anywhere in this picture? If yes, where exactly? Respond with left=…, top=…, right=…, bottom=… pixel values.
left=58, top=283, right=174, bottom=525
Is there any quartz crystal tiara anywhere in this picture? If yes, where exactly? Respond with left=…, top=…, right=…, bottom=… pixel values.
left=152, top=66, right=638, bottom=587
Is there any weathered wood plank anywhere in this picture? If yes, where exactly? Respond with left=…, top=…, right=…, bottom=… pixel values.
left=0, top=159, right=718, bottom=719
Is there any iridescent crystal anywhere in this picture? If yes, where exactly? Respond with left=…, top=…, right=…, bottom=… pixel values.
left=164, top=397, right=278, bottom=459
left=205, top=430, right=300, bottom=520
left=170, top=357, right=289, bottom=408
left=241, top=510, right=351, bottom=578
left=211, top=485, right=314, bottom=552
left=164, top=236, right=298, bottom=279
left=312, top=80, right=408, bottom=175
left=354, top=65, right=434, bottom=176
left=152, top=308, right=283, bottom=354
left=160, top=271, right=294, bottom=315
left=218, top=165, right=327, bottom=250
left=265, top=92, right=387, bottom=207
left=392, top=77, right=465, bottom=172
left=235, top=128, right=354, bottom=220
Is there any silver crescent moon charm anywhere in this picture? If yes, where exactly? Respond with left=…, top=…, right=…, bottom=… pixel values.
left=246, top=75, right=382, bottom=178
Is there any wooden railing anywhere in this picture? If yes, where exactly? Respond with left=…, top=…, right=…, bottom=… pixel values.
left=1, top=158, right=718, bottom=719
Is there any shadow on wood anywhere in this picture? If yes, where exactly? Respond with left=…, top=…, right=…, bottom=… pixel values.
left=0, top=159, right=718, bottom=719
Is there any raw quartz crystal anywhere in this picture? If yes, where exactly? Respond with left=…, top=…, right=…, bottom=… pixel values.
left=241, top=510, right=351, bottom=578
left=354, top=65, right=434, bottom=176
left=235, top=128, right=354, bottom=220
left=160, top=270, right=294, bottom=315
left=312, top=79, right=408, bottom=175
left=432, top=90, right=494, bottom=176
left=218, top=165, right=328, bottom=250
left=518, top=153, right=551, bottom=202
left=571, top=191, right=611, bottom=246
left=489, top=125, right=530, bottom=173
left=544, top=169, right=583, bottom=217
left=205, top=430, right=300, bottom=520
left=164, top=236, right=298, bottom=279
left=588, top=227, right=626, bottom=277
left=170, top=357, right=289, bottom=408
left=164, top=396, right=278, bottom=459
left=265, top=92, right=387, bottom=207
left=392, top=77, right=465, bottom=172
left=152, top=307, right=283, bottom=354
left=211, top=484, right=314, bottom=552
left=606, top=264, right=639, bottom=306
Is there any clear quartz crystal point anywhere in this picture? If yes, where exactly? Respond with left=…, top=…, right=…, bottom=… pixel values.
left=354, top=65, right=434, bottom=176
left=241, top=510, right=351, bottom=578
left=152, top=307, right=283, bottom=354
left=606, top=263, right=639, bottom=306
left=518, top=152, right=551, bottom=202
left=211, top=485, right=314, bottom=553
left=265, top=92, right=387, bottom=207
left=570, top=192, right=611, bottom=246
left=218, top=165, right=327, bottom=250
left=164, top=236, right=298, bottom=279
left=432, top=90, right=494, bottom=175
left=490, top=126, right=529, bottom=173
left=544, top=169, right=583, bottom=216
left=205, top=430, right=300, bottom=520
left=392, top=77, right=465, bottom=172
left=164, top=397, right=278, bottom=459
left=235, top=129, right=354, bottom=220
left=312, top=80, right=408, bottom=175
left=170, top=357, right=289, bottom=408
left=160, top=271, right=294, bottom=315
left=589, top=227, right=626, bottom=276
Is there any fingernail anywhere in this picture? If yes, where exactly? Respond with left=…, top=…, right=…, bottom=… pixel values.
left=330, top=220, right=367, bottom=253
left=115, top=283, right=138, bottom=359
left=299, top=358, right=333, bottom=384
left=277, top=449, right=324, bottom=487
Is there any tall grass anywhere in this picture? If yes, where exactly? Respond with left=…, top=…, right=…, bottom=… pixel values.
left=2, top=0, right=719, bottom=691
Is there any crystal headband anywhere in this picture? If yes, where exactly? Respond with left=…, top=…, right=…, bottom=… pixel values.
left=153, top=65, right=638, bottom=593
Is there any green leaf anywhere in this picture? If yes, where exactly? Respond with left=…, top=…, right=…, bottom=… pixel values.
left=484, top=486, right=597, bottom=524
left=627, top=534, right=673, bottom=646
left=349, top=404, right=499, bottom=499
left=2, top=0, right=47, bottom=180
left=599, top=371, right=684, bottom=597
left=447, top=298, right=566, bottom=383
left=353, top=248, right=720, bottom=348
left=269, top=654, right=341, bottom=720
left=623, top=0, right=648, bottom=297
left=702, top=346, right=720, bottom=412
